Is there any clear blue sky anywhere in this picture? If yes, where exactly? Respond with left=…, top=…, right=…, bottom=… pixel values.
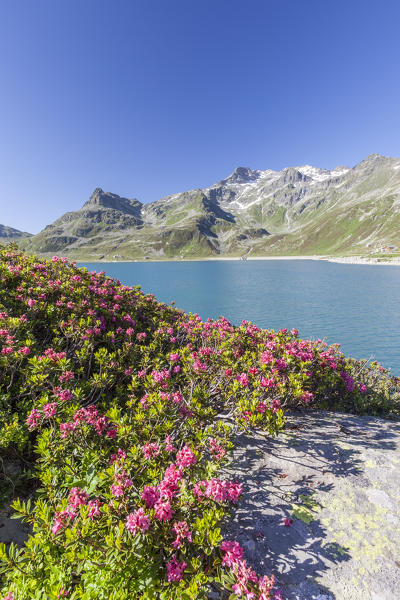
left=1, top=0, right=400, bottom=233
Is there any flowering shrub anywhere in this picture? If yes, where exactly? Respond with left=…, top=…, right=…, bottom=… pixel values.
left=0, top=244, right=398, bottom=599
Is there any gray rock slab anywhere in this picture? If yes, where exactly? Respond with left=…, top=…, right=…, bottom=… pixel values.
left=222, top=411, right=400, bottom=600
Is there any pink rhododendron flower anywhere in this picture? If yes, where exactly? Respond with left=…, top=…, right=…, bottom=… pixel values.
left=18, top=346, right=31, bottom=355
left=209, top=438, right=226, bottom=460
left=142, top=486, right=159, bottom=508
left=43, top=402, right=57, bottom=418
left=68, top=487, right=88, bottom=509
left=275, top=359, right=287, bottom=370
left=270, top=399, right=281, bottom=413
left=126, top=508, right=150, bottom=535
left=142, top=442, right=160, bottom=459
left=154, top=500, right=173, bottom=522
left=158, top=464, right=182, bottom=499
left=301, top=392, right=313, bottom=403
left=166, top=555, right=187, bottom=582
left=194, top=478, right=242, bottom=503
left=220, top=540, right=244, bottom=566
left=171, top=520, right=192, bottom=548
left=176, top=446, right=196, bottom=469
left=260, top=377, right=275, bottom=388
left=59, top=370, right=74, bottom=382
left=237, top=372, right=249, bottom=386
left=88, top=499, right=102, bottom=519
left=164, top=435, right=176, bottom=453
left=26, top=408, right=41, bottom=430
left=110, top=484, right=124, bottom=497
left=261, top=351, right=274, bottom=364
left=172, top=391, right=183, bottom=404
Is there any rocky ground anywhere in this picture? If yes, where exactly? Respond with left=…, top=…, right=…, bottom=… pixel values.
left=222, top=411, right=400, bottom=600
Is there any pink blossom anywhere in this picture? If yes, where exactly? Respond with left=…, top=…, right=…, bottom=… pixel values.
left=43, top=402, right=57, bottom=418
left=193, top=359, right=207, bottom=373
left=270, top=399, right=281, bottom=413
left=55, top=389, right=73, bottom=402
left=176, top=446, right=196, bottom=469
left=169, top=353, right=180, bottom=362
left=172, top=391, right=183, bottom=404
left=237, top=373, right=249, bottom=387
left=301, top=391, right=314, bottom=404
left=166, top=555, right=187, bottom=582
left=164, top=435, right=176, bottom=453
left=171, top=520, right=192, bottom=548
left=194, top=478, right=242, bottom=504
left=59, top=370, right=74, bottom=383
left=110, top=484, right=124, bottom=497
left=141, top=486, right=159, bottom=508
left=209, top=438, right=226, bottom=460
left=18, top=346, right=31, bottom=355
left=158, top=464, right=182, bottom=499
left=283, top=517, right=293, bottom=527
left=88, top=499, right=102, bottom=519
left=142, top=442, right=160, bottom=460
left=275, top=359, right=287, bottom=370
left=260, top=377, right=275, bottom=388
left=126, top=508, right=150, bottom=535
left=154, top=500, right=173, bottom=522
left=261, top=351, right=274, bottom=364
left=152, top=369, right=170, bottom=383
left=220, top=540, right=243, bottom=566
left=26, top=408, right=41, bottom=430
left=68, top=487, right=88, bottom=509
left=110, top=448, right=127, bottom=464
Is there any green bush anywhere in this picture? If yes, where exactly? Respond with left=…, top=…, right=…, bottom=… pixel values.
left=0, top=245, right=398, bottom=599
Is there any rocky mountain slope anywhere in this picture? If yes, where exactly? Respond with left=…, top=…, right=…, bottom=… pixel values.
left=22, top=153, right=400, bottom=260
left=0, top=224, right=32, bottom=241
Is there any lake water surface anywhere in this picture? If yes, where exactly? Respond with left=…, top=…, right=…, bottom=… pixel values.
left=79, top=260, right=400, bottom=375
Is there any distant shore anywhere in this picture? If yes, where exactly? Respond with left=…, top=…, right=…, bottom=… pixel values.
left=80, top=255, right=400, bottom=266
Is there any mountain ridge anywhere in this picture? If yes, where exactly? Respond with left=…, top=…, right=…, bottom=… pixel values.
left=20, top=153, right=400, bottom=260
left=0, top=224, right=32, bottom=240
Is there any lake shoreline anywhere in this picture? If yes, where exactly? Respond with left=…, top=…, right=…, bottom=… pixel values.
left=81, top=255, right=400, bottom=266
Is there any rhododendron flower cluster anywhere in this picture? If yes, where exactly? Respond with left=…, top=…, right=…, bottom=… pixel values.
left=126, top=508, right=150, bottom=535
left=194, top=478, right=243, bottom=503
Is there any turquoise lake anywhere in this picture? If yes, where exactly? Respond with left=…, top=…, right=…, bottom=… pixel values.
left=79, top=260, right=400, bottom=375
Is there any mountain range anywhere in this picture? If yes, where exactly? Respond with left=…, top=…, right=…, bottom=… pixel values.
left=10, top=153, right=400, bottom=260
left=0, top=224, right=32, bottom=241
